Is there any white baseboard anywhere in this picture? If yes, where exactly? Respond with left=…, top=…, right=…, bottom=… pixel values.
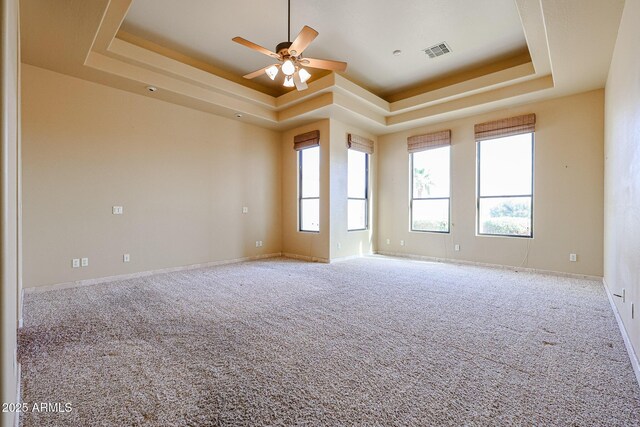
left=18, top=288, right=24, bottom=328
left=282, top=252, right=329, bottom=263
left=18, top=289, right=24, bottom=328
left=15, top=362, right=21, bottom=427
left=330, top=253, right=373, bottom=263
left=24, top=252, right=282, bottom=294
left=374, top=251, right=603, bottom=281
left=603, top=278, right=640, bottom=387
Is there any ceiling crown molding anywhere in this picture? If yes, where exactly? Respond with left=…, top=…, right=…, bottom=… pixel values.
left=21, top=0, right=622, bottom=134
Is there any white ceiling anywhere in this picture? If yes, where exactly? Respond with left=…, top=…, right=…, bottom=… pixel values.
left=19, top=0, right=625, bottom=134
left=121, top=0, right=528, bottom=97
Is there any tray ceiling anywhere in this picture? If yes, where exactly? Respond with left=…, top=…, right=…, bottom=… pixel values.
left=20, top=0, right=624, bottom=134
left=120, top=0, right=529, bottom=99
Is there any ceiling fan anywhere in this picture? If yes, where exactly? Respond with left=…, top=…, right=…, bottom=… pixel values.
left=232, top=0, right=347, bottom=91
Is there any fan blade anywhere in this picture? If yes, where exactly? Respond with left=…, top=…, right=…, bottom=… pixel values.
left=301, top=57, right=347, bottom=72
left=232, top=37, right=280, bottom=59
left=243, top=65, right=271, bottom=79
left=289, top=26, right=318, bottom=56
left=293, top=72, right=308, bottom=91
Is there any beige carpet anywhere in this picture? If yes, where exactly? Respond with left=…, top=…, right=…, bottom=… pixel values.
left=19, top=256, right=640, bottom=426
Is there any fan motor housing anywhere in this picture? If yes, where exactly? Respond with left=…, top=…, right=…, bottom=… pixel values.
left=276, top=41, right=293, bottom=55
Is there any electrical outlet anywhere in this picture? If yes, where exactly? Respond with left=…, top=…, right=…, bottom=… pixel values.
left=81, top=257, right=89, bottom=267
left=569, top=253, right=577, bottom=262
left=72, top=258, right=80, bottom=268
left=400, top=240, right=405, bottom=246
left=454, top=244, right=460, bottom=251
left=259, top=241, right=263, bottom=247
left=386, top=239, right=390, bottom=245
left=255, top=241, right=260, bottom=247
left=123, top=254, right=130, bottom=263
left=337, top=242, right=341, bottom=250
left=112, top=206, right=123, bottom=215
left=242, top=207, right=248, bottom=214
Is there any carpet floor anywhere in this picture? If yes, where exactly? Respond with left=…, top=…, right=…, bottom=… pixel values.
left=19, top=256, right=640, bottom=426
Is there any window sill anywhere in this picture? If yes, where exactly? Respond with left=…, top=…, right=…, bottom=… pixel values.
left=476, top=233, right=533, bottom=239
left=410, top=229, right=450, bottom=234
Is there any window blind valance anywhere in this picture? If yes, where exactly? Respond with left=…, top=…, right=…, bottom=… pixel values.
left=347, top=133, right=374, bottom=154
left=474, top=113, right=536, bottom=141
left=293, top=130, right=320, bottom=151
left=407, top=130, right=451, bottom=153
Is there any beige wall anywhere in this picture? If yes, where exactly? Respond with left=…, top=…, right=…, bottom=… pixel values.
left=329, top=119, right=376, bottom=260
left=604, top=0, right=640, bottom=361
left=377, top=90, right=604, bottom=276
left=281, top=120, right=330, bottom=261
left=281, top=119, right=377, bottom=262
left=22, top=64, right=282, bottom=288
left=1, top=0, right=21, bottom=424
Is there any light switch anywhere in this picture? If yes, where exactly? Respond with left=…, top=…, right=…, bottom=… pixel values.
left=81, top=257, right=89, bottom=267
left=242, top=207, right=249, bottom=214
left=123, top=254, right=130, bottom=263
left=72, top=258, right=80, bottom=268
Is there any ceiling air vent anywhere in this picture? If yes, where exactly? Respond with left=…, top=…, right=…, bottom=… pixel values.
left=423, top=42, right=451, bottom=58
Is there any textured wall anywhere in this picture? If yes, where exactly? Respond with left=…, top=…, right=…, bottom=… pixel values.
left=22, top=64, right=282, bottom=288
left=1, top=0, right=21, bottom=424
left=281, top=120, right=331, bottom=261
left=604, top=0, right=640, bottom=362
left=329, top=119, right=376, bottom=260
left=280, top=119, right=377, bottom=262
left=377, top=90, right=604, bottom=276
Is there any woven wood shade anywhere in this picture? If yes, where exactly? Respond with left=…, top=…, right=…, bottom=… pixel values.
left=407, top=130, right=451, bottom=153
left=474, top=114, right=536, bottom=141
left=293, top=130, right=320, bottom=151
left=347, top=134, right=374, bottom=154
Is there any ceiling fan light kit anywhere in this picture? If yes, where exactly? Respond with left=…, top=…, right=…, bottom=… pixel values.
left=232, top=0, right=347, bottom=91
left=281, top=59, right=296, bottom=76
left=298, top=68, right=311, bottom=83
left=265, top=64, right=280, bottom=80
left=283, top=75, right=295, bottom=88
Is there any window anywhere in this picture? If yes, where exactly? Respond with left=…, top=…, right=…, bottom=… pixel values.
left=411, top=146, right=450, bottom=232
left=299, top=146, right=320, bottom=232
left=348, top=150, right=368, bottom=231
left=477, top=133, right=533, bottom=237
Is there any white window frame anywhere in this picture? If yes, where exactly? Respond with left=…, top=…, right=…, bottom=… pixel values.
left=410, top=147, right=451, bottom=233
left=347, top=150, right=369, bottom=232
left=476, top=132, right=534, bottom=238
left=298, top=147, right=320, bottom=233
